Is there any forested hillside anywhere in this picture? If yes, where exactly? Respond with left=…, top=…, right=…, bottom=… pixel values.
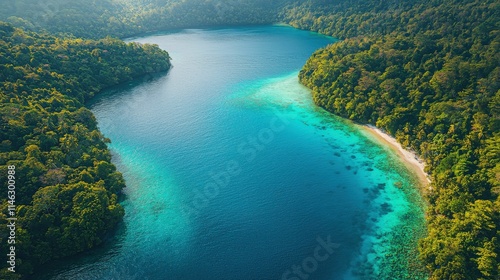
left=0, top=22, right=171, bottom=279
left=0, top=0, right=290, bottom=38
left=0, top=0, right=122, bottom=38
left=114, top=0, right=289, bottom=36
left=285, top=0, right=499, bottom=279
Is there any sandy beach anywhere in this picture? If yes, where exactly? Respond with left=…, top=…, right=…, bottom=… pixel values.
left=359, top=125, right=431, bottom=189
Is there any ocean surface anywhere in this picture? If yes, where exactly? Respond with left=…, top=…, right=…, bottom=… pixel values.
left=39, top=25, right=426, bottom=280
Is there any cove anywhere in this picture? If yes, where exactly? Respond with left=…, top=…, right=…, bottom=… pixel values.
left=39, top=26, right=426, bottom=280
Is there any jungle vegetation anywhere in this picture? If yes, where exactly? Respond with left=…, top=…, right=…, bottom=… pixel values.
left=0, top=22, right=171, bottom=279
left=0, top=0, right=498, bottom=279
left=286, top=0, right=499, bottom=279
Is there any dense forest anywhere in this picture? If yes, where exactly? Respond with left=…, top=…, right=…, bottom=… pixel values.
left=0, top=0, right=498, bottom=279
left=0, top=0, right=289, bottom=38
left=288, top=0, right=499, bottom=279
left=0, top=22, right=170, bottom=279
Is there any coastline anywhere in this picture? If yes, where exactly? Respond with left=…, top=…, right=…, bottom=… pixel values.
left=358, top=124, right=431, bottom=189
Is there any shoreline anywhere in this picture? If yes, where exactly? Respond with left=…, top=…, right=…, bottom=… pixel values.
left=358, top=124, right=431, bottom=189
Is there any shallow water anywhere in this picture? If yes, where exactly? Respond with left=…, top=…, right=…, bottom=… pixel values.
left=39, top=26, right=426, bottom=280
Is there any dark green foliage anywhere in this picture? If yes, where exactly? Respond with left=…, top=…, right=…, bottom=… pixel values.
left=0, top=23, right=171, bottom=278
left=0, top=0, right=291, bottom=38
left=116, top=0, right=290, bottom=36
left=290, top=0, right=500, bottom=278
left=0, top=0, right=124, bottom=38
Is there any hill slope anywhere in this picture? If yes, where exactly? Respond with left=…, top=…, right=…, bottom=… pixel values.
left=0, top=0, right=291, bottom=38
left=0, top=22, right=171, bottom=279
left=284, top=0, right=500, bottom=278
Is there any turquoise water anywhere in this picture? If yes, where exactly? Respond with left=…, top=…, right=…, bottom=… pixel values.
left=40, top=26, right=426, bottom=279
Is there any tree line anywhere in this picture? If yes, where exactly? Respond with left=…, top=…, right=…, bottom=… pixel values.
left=285, top=0, right=499, bottom=278
left=0, top=22, right=171, bottom=279
left=0, top=0, right=290, bottom=39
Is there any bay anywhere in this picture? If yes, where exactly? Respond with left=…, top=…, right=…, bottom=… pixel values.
left=39, top=25, right=426, bottom=280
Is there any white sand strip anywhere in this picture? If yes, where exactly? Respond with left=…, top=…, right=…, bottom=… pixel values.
left=360, top=124, right=431, bottom=188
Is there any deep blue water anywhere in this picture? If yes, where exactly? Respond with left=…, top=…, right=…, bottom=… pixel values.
left=39, top=26, right=425, bottom=280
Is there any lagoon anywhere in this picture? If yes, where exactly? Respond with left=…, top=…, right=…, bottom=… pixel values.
left=40, top=25, right=426, bottom=280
